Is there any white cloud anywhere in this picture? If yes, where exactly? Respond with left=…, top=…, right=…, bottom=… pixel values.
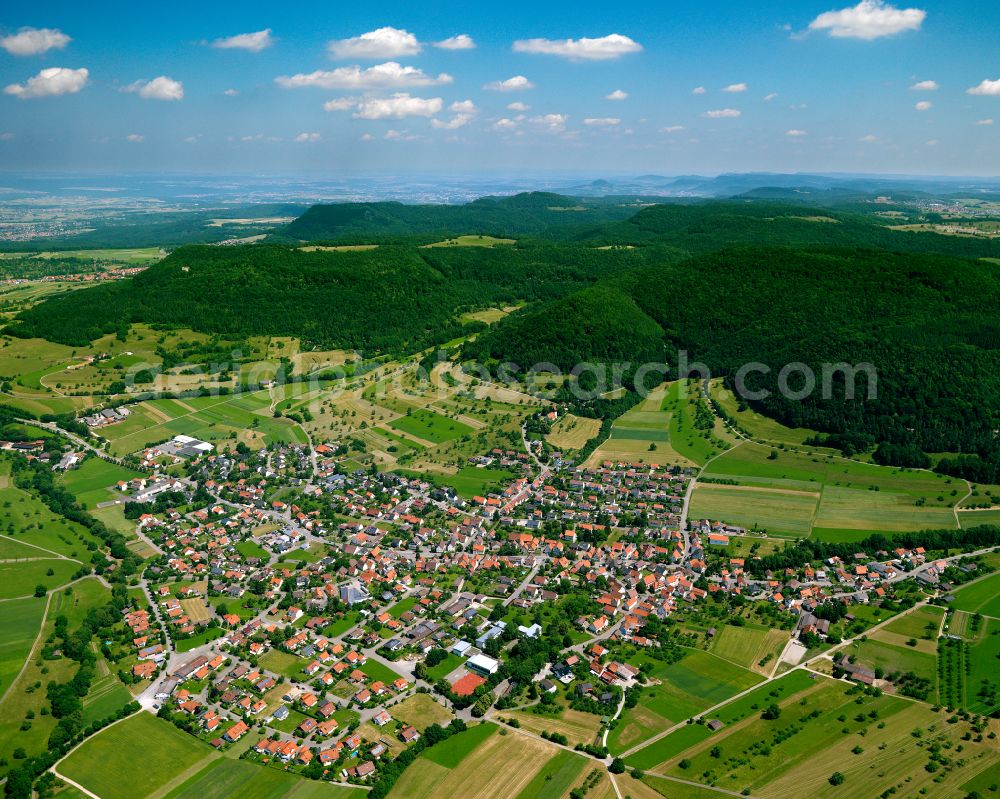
left=976, top=118, right=994, bottom=126
left=512, top=34, right=641, bottom=61
left=126, top=133, right=144, bottom=142
left=808, top=0, right=926, bottom=40
left=606, top=89, right=628, bottom=101
left=294, top=132, right=321, bottom=142
left=323, top=97, right=358, bottom=111
left=692, top=86, right=707, bottom=95
left=723, top=82, right=748, bottom=93
left=0, top=132, right=15, bottom=141
left=584, top=117, right=620, bottom=126
left=360, top=133, right=374, bottom=141
left=432, top=100, right=477, bottom=129
left=967, top=78, right=1000, bottom=96
left=910, top=79, right=937, bottom=90
left=223, top=88, right=239, bottom=96
left=764, top=92, right=779, bottom=101
left=434, top=34, right=475, bottom=50
left=124, top=76, right=184, bottom=101
left=328, top=27, right=420, bottom=60
left=660, top=125, right=685, bottom=133
left=703, top=108, right=741, bottom=118
left=0, top=27, right=71, bottom=56
left=484, top=75, right=534, bottom=92
left=926, top=138, right=938, bottom=145
left=353, top=93, right=442, bottom=119
left=915, top=100, right=931, bottom=111
left=212, top=29, right=273, bottom=52
left=507, top=101, right=530, bottom=111
left=859, top=133, right=878, bottom=141
left=277, top=62, right=451, bottom=90
left=384, top=129, right=418, bottom=141
left=532, top=113, right=569, bottom=133
left=183, top=134, right=201, bottom=143
left=492, top=118, right=519, bottom=132
left=4, top=67, right=88, bottom=99
left=786, top=129, right=808, bottom=136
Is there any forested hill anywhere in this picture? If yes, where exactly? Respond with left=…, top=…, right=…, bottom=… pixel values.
left=277, top=192, right=642, bottom=241
left=5, top=241, right=651, bottom=351
left=465, top=245, right=1000, bottom=466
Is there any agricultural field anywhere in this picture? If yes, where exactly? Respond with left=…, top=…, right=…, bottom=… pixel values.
left=99, top=390, right=307, bottom=455
left=585, top=384, right=695, bottom=468
left=58, top=713, right=216, bottom=799
left=0, top=558, right=80, bottom=599
left=690, top=483, right=818, bottom=537
left=607, top=649, right=762, bottom=755
left=949, top=571, right=1000, bottom=617
left=502, top=703, right=603, bottom=748
left=390, top=723, right=583, bottom=799
left=697, top=441, right=960, bottom=538
left=709, top=624, right=790, bottom=674
left=164, top=758, right=366, bottom=799
left=423, top=235, right=516, bottom=248
left=545, top=413, right=602, bottom=450
left=0, top=596, right=46, bottom=697
left=59, top=456, right=142, bottom=508
left=389, top=408, right=474, bottom=444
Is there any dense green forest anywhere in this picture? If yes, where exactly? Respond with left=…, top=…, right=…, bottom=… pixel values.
left=278, top=191, right=642, bottom=241
left=6, top=241, right=648, bottom=351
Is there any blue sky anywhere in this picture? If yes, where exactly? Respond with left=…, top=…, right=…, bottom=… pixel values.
left=1, top=0, right=998, bottom=175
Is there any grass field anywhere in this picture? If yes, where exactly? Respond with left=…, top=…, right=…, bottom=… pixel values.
left=390, top=693, right=454, bottom=732
left=59, top=714, right=215, bottom=799
left=82, top=673, right=133, bottom=725
left=164, top=757, right=365, bottom=799
left=699, top=441, right=960, bottom=537
left=60, top=457, right=142, bottom=508
left=586, top=385, right=697, bottom=468
left=624, top=670, right=818, bottom=770
left=504, top=704, right=602, bottom=748
left=965, top=617, right=1000, bottom=714
left=513, top=749, right=587, bottom=799
left=710, top=624, right=789, bottom=673
left=389, top=409, right=474, bottom=444
left=390, top=724, right=563, bottom=799
left=423, top=235, right=516, bottom=248
left=437, top=466, right=515, bottom=499
left=545, top=414, right=602, bottom=450
left=848, top=637, right=937, bottom=684
left=0, top=596, right=46, bottom=696
left=950, top=572, right=1000, bottom=617
left=0, top=558, right=80, bottom=599
left=608, top=649, right=762, bottom=754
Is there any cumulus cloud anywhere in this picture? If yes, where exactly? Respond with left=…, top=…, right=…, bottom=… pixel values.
left=384, top=129, right=418, bottom=141
left=512, top=34, right=641, bottom=60
left=212, top=29, right=273, bottom=52
left=786, top=129, right=808, bottom=136
left=360, top=133, right=374, bottom=141
left=910, top=79, right=937, bottom=90
left=976, top=118, right=994, bottom=126
left=0, top=27, right=71, bottom=56
left=323, top=97, right=358, bottom=111
left=328, top=27, right=420, bottom=60
left=584, top=117, right=620, bottom=126
left=126, top=133, right=144, bottom=142
left=484, top=75, right=534, bottom=91
left=859, top=133, right=878, bottom=141
left=434, top=34, right=475, bottom=50
left=723, top=82, right=748, bottom=93
left=353, top=93, right=442, bottom=119
left=507, top=101, right=530, bottom=111
left=492, top=118, right=519, bottom=132
left=807, top=0, right=926, bottom=40
left=124, top=76, right=184, bottom=101
left=4, top=67, right=88, bottom=99
left=702, top=108, right=741, bottom=118
left=764, top=92, right=778, bottom=101
left=532, top=114, right=569, bottom=133
left=967, top=78, right=1000, bottom=96
left=606, top=89, right=628, bottom=101
left=431, top=99, right=477, bottom=129
left=692, top=86, right=707, bottom=95
left=223, top=88, right=239, bottom=96
left=915, top=100, right=931, bottom=110
left=661, top=125, right=685, bottom=133
left=277, top=62, right=451, bottom=90
left=294, top=132, right=321, bottom=142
